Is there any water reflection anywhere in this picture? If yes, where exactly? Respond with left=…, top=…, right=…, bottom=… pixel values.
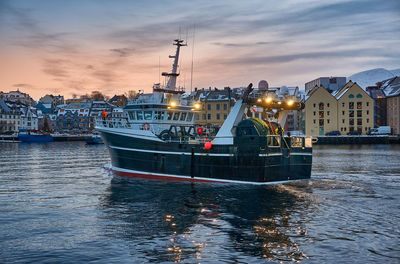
left=100, top=177, right=314, bottom=262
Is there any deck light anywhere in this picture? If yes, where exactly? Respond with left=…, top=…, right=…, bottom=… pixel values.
left=194, top=103, right=201, bottom=109
left=170, top=101, right=177, bottom=107
left=257, top=98, right=262, bottom=102
left=287, top=100, right=294, bottom=106
left=277, top=101, right=282, bottom=105
left=265, top=97, right=273, bottom=103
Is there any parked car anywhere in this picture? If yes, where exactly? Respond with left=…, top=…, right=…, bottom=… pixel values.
left=367, top=126, right=391, bottom=135
left=347, top=131, right=361, bottom=135
left=325, top=131, right=341, bottom=136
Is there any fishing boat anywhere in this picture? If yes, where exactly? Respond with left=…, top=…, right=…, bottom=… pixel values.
left=18, top=129, right=53, bottom=143
left=96, top=39, right=313, bottom=184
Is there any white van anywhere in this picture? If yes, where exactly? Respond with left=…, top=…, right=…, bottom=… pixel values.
left=368, top=126, right=391, bottom=135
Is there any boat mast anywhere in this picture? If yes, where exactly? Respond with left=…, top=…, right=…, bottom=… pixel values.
left=163, top=39, right=187, bottom=91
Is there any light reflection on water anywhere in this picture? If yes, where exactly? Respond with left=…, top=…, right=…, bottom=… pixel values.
left=0, top=142, right=399, bottom=263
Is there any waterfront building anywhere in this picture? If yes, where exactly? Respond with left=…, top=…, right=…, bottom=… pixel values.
left=0, top=99, right=21, bottom=133
left=333, top=81, right=374, bottom=134
left=56, top=103, right=91, bottom=132
left=382, top=76, right=400, bottom=134
left=304, top=85, right=338, bottom=135
left=39, top=94, right=64, bottom=109
left=304, top=81, right=374, bottom=135
left=366, top=86, right=387, bottom=127
left=19, top=107, right=39, bottom=131
left=194, top=88, right=234, bottom=128
left=2, top=90, right=36, bottom=106
left=305, top=77, right=346, bottom=93
left=109, top=95, right=128, bottom=107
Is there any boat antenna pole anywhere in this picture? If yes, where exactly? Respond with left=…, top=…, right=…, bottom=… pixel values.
left=190, top=24, right=195, bottom=93
left=163, top=39, right=187, bottom=91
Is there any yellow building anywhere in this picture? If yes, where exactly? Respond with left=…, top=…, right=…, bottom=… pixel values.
left=194, top=89, right=234, bottom=128
left=334, top=81, right=374, bottom=134
left=304, top=85, right=338, bottom=135
left=304, top=81, right=374, bottom=135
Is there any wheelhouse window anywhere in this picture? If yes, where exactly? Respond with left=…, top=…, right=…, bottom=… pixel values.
left=167, top=111, right=173, bottom=120
left=144, top=111, right=152, bottom=120
left=136, top=111, right=143, bottom=120
left=173, top=112, right=180, bottom=121
left=154, top=111, right=162, bottom=120
left=180, top=112, right=187, bottom=121
left=128, top=111, right=136, bottom=120
left=186, top=112, right=193, bottom=122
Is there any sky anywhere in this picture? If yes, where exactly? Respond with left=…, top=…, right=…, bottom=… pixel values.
left=0, top=0, right=399, bottom=100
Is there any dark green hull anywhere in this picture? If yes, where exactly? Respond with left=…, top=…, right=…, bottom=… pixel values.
left=100, top=129, right=312, bottom=184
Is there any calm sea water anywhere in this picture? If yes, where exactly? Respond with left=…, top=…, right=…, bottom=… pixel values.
left=0, top=142, right=399, bottom=263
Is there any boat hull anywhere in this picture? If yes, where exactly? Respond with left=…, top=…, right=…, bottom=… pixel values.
left=18, top=134, right=53, bottom=143
left=99, top=129, right=312, bottom=184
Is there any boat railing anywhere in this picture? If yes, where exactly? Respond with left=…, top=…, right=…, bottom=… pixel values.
left=95, top=118, right=131, bottom=129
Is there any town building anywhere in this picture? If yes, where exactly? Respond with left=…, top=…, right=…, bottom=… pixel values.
left=366, top=86, right=387, bottom=127
left=0, top=99, right=21, bottom=133
left=333, top=81, right=374, bottom=134
left=19, top=107, right=39, bottom=130
left=56, top=103, right=91, bottom=132
left=39, top=94, right=64, bottom=109
left=382, top=76, right=400, bottom=134
left=305, top=77, right=346, bottom=93
left=194, top=88, right=234, bottom=128
left=304, top=85, right=338, bottom=135
left=304, top=81, right=374, bottom=135
left=109, top=95, right=128, bottom=107
left=2, top=90, right=36, bottom=106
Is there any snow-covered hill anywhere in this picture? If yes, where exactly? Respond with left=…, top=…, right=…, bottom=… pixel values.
left=347, top=68, right=398, bottom=89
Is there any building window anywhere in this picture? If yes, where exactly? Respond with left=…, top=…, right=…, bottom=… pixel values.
left=327, top=103, right=330, bottom=107
left=349, top=119, right=354, bottom=126
left=202, top=114, right=206, bottom=120
left=216, top=113, right=220, bottom=120
left=207, top=114, right=211, bottom=120
left=224, top=104, right=227, bottom=110
left=207, top=104, right=211, bottom=110
left=357, top=110, right=362, bottom=117
left=342, top=119, right=345, bottom=123
left=313, top=119, right=316, bottom=124
left=313, top=103, right=316, bottom=108
left=313, top=111, right=316, bottom=116
left=319, top=111, right=324, bottom=118
left=195, top=114, right=199, bottom=120
left=224, top=114, right=227, bottom=119
left=367, top=110, right=369, bottom=115
left=327, top=111, right=330, bottom=116
left=342, top=111, right=345, bottom=115
left=216, top=104, right=220, bottom=110
left=349, top=102, right=354, bottom=109
left=367, top=118, right=369, bottom=123
left=319, top=103, right=324, bottom=110
left=357, top=119, right=362, bottom=126
left=319, top=119, right=324, bottom=126
left=342, top=102, right=345, bottom=107
left=357, top=102, right=362, bottom=109
left=349, top=110, right=354, bottom=117
left=327, top=119, right=330, bottom=124
left=366, top=102, right=369, bottom=106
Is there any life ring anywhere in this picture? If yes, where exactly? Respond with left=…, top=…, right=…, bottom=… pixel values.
left=197, top=127, right=204, bottom=135
left=142, top=123, right=150, bottom=130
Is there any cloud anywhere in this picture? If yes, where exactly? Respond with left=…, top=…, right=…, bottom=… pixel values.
left=109, top=48, right=135, bottom=57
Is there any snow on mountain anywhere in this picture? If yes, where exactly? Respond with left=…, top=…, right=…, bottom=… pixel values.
left=348, top=68, right=395, bottom=89
left=390, top=68, right=400, bottom=76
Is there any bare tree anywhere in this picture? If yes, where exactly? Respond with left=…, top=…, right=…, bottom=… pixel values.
left=125, top=90, right=137, bottom=99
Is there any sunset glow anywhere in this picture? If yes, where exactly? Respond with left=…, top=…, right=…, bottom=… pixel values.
left=1, top=0, right=399, bottom=100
